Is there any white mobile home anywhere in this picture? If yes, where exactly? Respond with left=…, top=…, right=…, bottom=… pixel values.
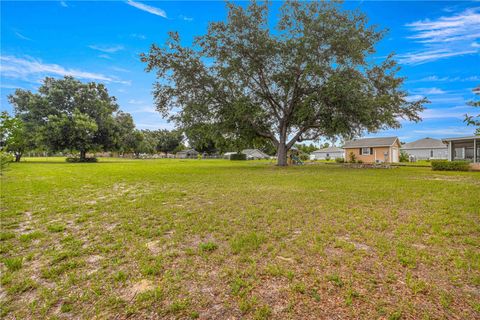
left=401, top=137, right=447, bottom=160
left=311, top=147, right=344, bottom=160
left=242, top=149, right=270, bottom=160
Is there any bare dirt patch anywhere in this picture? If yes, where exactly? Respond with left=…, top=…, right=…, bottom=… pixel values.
left=86, top=255, right=104, bottom=275
left=146, top=240, right=161, bottom=254
left=123, top=279, right=154, bottom=300
left=17, top=211, right=33, bottom=234
left=339, top=235, right=371, bottom=251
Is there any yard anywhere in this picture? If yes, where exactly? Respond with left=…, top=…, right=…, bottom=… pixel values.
left=1, top=158, right=479, bottom=319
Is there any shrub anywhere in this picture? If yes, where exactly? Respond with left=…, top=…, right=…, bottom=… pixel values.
left=325, top=156, right=331, bottom=161
left=229, top=153, right=247, bottom=161
left=431, top=160, right=470, bottom=171
left=348, top=152, right=356, bottom=163
left=299, top=153, right=309, bottom=161
left=399, top=150, right=409, bottom=162
left=335, top=157, right=344, bottom=163
left=357, top=159, right=364, bottom=164
left=66, top=157, right=98, bottom=163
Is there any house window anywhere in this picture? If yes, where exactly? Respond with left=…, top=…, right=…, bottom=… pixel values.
left=430, top=150, right=434, bottom=157
left=326, top=153, right=329, bottom=157
left=362, top=147, right=371, bottom=155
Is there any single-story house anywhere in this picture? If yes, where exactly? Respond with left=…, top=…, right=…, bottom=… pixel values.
left=224, top=152, right=240, bottom=159
left=442, top=136, right=480, bottom=163
left=311, top=147, right=344, bottom=160
left=176, top=149, right=199, bottom=159
left=343, top=137, right=401, bottom=163
left=224, top=152, right=235, bottom=157
left=401, top=137, right=447, bottom=160
left=242, top=149, right=270, bottom=160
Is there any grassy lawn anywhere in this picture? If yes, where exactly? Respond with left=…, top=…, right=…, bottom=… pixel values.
left=1, top=158, right=479, bottom=319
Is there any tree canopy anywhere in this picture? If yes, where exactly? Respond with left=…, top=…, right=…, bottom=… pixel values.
left=8, top=76, right=134, bottom=159
left=0, top=111, right=29, bottom=162
left=465, top=85, right=480, bottom=135
left=141, top=1, right=427, bottom=165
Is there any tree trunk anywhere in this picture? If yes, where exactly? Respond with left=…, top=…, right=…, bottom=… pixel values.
left=80, top=150, right=86, bottom=160
left=276, top=121, right=289, bottom=166
left=14, top=152, right=22, bottom=162
left=277, top=143, right=288, bottom=166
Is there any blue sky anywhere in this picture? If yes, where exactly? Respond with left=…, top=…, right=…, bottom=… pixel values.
left=1, top=1, right=479, bottom=143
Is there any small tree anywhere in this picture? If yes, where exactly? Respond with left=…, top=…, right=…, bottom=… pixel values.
left=0, top=111, right=29, bottom=162
left=465, top=85, right=480, bottom=135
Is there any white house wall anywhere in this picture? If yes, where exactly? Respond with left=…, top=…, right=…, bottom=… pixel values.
left=312, top=151, right=344, bottom=160
left=401, top=148, right=448, bottom=160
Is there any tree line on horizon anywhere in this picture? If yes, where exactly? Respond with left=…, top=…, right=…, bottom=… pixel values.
left=0, top=77, right=280, bottom=162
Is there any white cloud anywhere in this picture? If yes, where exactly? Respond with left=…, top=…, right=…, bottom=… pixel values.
left=130, top=33, right=146, bottom=40
left=98, top=54, right=112, bottom=60
left=406, top=8, right=480, bottom=43
left=88, top=45, right=124, bottom=53
left=412, top=127, right=475, bottom=137
left=414, top=75, right=480, bottom=82
left=60, top=0, right=68, bottom=7
left=405, top=94, right=424, bottom=102
left=134, top=107, right=157, bottom=114
left=128, top=99, right=145, bottom=105
left=0, top=84, right=22, bottom=89
left=179, top=15, right=193, bottom=21
left=136, top=122, right=174, bottom=130
left=126, top=0, right=167, bottom=18
left=414, top=87, right=447, bottom=95
left=398, top=49, right=476, bottom=65
left=420, top=105, right=471, bottom=120
left=111, top=66, right=130, bottom=73
left=412, top=75, right=480, bottom=82
left=472, top=41, right=480, bottom=48
left=0, top=55, right=130, bottom=85
left=401, top=8, right=480, bottom=64
left=14, top=31, right=31, bottom=41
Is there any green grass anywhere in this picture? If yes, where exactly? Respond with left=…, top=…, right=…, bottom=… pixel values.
left=1, top=157, right=479, bottom=319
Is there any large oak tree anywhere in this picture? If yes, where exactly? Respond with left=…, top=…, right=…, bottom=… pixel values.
left=142, top=1, right=427, bottom=166
left=8, top=76, right=134, bottom=160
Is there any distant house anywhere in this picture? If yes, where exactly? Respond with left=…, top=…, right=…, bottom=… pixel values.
left=401, top=137, right=447, bottom=160
left=176, top=149, right=199, bottom=159
left=442, top=136, right=480, bottom=163
left=311, top=147, right=344, bottom=160
left=343, top=137, right=401, bottom=163
left=242, top=149, right=270, bottom=160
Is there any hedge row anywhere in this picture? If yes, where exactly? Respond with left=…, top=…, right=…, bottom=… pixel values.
left=66, top=157, right=98, bottom=163
left=229, top=153, right=247, bottom=161
left=431, top=160, right=470, bottom=171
